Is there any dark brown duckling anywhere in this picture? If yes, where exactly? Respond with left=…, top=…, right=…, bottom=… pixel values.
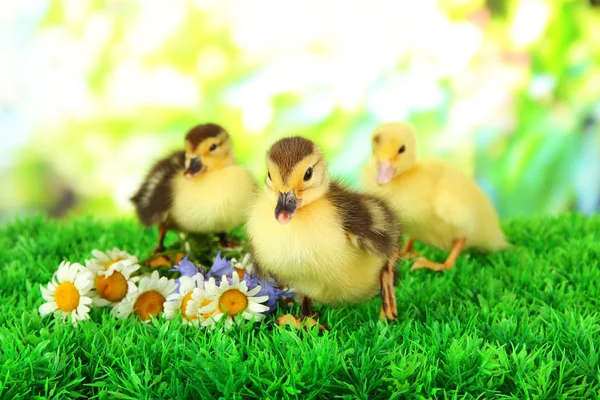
left=131, top=123, right=256, bottom=253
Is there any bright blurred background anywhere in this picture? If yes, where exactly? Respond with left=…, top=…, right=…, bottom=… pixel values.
left=1, top=0, right=599, bottom=223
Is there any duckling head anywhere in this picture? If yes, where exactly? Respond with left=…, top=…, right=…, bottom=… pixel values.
left=265, top=136, right=329, bottom=225
left=183, top=123, right=234, bottom=178
left=370, top=122, right=417, bottom=185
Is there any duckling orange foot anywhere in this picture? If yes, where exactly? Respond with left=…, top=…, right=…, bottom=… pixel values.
left=147, top=255, right=172, bottom=269
left=410, top=258, right=448, bottom=271
left=379, top=252, right=399, bottom=322
left=172, top=252, right=185, bottom=265
left=276, top=314, right=330, bottom=331
left=410, top=238, right=466, bottom=272
left=276, top=296, right=329, bottom=330
left=399, top=238, right=420, bottom=260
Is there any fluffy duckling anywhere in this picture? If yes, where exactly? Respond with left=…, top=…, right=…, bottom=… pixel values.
left=247, top=136, right=402, bottom=322
left=131, top=123, right=256, bottom=252
left=360, top=122, right=510, bottom=272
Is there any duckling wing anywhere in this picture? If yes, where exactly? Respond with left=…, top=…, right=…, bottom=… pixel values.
left=432, top=189, right=474, bottom=238
left=430, top=166, right=492, bottom=240
left=326, top=181, right=401, bottom=260
left=130, top=151, right=185, bottom=226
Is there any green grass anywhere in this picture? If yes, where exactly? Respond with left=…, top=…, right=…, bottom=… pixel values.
left=1, top=214, right=600, bottom=399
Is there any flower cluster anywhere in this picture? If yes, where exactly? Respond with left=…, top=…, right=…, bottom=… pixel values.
left=38, top=248, right=294, bottom=328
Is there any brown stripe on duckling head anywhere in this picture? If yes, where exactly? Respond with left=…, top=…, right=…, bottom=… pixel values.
left=185, top=123, right=227, bottom=149
left=267, top=136, right=315, bottom=181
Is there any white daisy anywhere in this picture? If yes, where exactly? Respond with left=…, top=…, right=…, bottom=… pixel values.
left=84, top=248, right=140, bottom=307
left=86, top=248, right=139, bottom=272
left=114, top=271, right=176, bottom=322
left=231, top=253, right=254, bottom=278
left=199, top=273, right=269, bottom=330
left=163, top=273, right=205, bottom=325
left=183, top=286, right=212, bottom=328
left=87, top=263, right=140, bottom=307
left=39, top=261, right=94, bottom=326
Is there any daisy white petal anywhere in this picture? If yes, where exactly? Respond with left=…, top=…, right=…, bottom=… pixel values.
left=77, top=304, right=90, bottom=315
left=40, top=285, right=55, bottom=302
left=247, top=301, right=270, bottom=313
left=91, top=250, right=110, bottom=263
left=74, top=273, right=93, bottom=292
left=251, top=295, right=269, bottom=304
left=246, top=285, right=262, bottom=297
left=93, top=297, right=112, bottom=307
left=241, top=311, right=255, bottom=320
left=38, top=302, right=58, bottom=317
left=79, top=296, right=93, bottom=306
left=219, top=277, right=231, bottom=290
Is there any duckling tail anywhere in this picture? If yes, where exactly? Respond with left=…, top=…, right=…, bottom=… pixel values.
left=486, top=232, right=512, bottom=252
left=493, top=238, right=512, bottom=251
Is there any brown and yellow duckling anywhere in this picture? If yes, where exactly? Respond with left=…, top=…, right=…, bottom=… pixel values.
left=131, top=123, right=257, bottom=255
left=361, top=122, right=510, bottom=272
left=246, top=136, right=402, bottom=326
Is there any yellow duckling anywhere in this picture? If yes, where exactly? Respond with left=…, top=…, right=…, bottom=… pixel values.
left=131, top=123, right=256, bottom=252
left=360, top=122, right=510, bottom=272
left=247, top=136, right=402, bottom=322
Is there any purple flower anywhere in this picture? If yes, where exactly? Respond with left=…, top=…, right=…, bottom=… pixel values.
left=244, top=274, right=294, bottom=315
left=206, top=251, right=233, bottom=278
left=170, top=255, right=204, bottom=277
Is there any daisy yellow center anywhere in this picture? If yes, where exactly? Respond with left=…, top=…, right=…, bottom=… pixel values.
left=180, top=292, right=197, bottom=320
left=104, top=259, right=122, bottom=270
left=219, top=289, right=248, bottom=316
left=95, top=272, right=128, bottom=302
left=134, top=290, right=165, bottom=321
left=55, top=282, right=80, bottom=312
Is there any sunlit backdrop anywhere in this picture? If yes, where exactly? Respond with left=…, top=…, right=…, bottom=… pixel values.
left=1, top=0, right=599, bottom=223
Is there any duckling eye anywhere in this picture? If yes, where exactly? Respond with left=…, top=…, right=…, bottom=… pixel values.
left=398, top=145, right=406, bottom=154
left=209, top=143, right=217, bottom=151
left=304, top=167, right=313, bottom=181
left=267, top=172, right=271, bottom=180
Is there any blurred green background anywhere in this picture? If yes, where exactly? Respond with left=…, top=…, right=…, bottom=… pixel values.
left=1, top=0, right=599, bottom=223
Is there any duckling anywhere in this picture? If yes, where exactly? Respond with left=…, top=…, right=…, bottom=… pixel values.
left=131, top=123, right=256, bottom=253
left=247, top=136, right=402, bottom=322
left=360, top=122, right=510, bottom=272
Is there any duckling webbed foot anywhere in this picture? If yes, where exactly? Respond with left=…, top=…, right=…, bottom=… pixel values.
left=410, top=238, right=466, bottom=272
left=276, top=314, right=330, bottom=331
left=276, top=296, right=329, bottom=331
left=410, top=258, right=447, bottom=271
left=379, top=251, right=399, bottom=322
left=399, top=238, right=420, bottom=260
left=147, top=255, right=172, bottom=268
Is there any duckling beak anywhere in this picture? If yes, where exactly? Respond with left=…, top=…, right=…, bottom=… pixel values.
left=184, top=157, right=205, bottom=178
left=376, top=161, right=395, bottom=185
left=275, top=190, right=299, bottom=224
